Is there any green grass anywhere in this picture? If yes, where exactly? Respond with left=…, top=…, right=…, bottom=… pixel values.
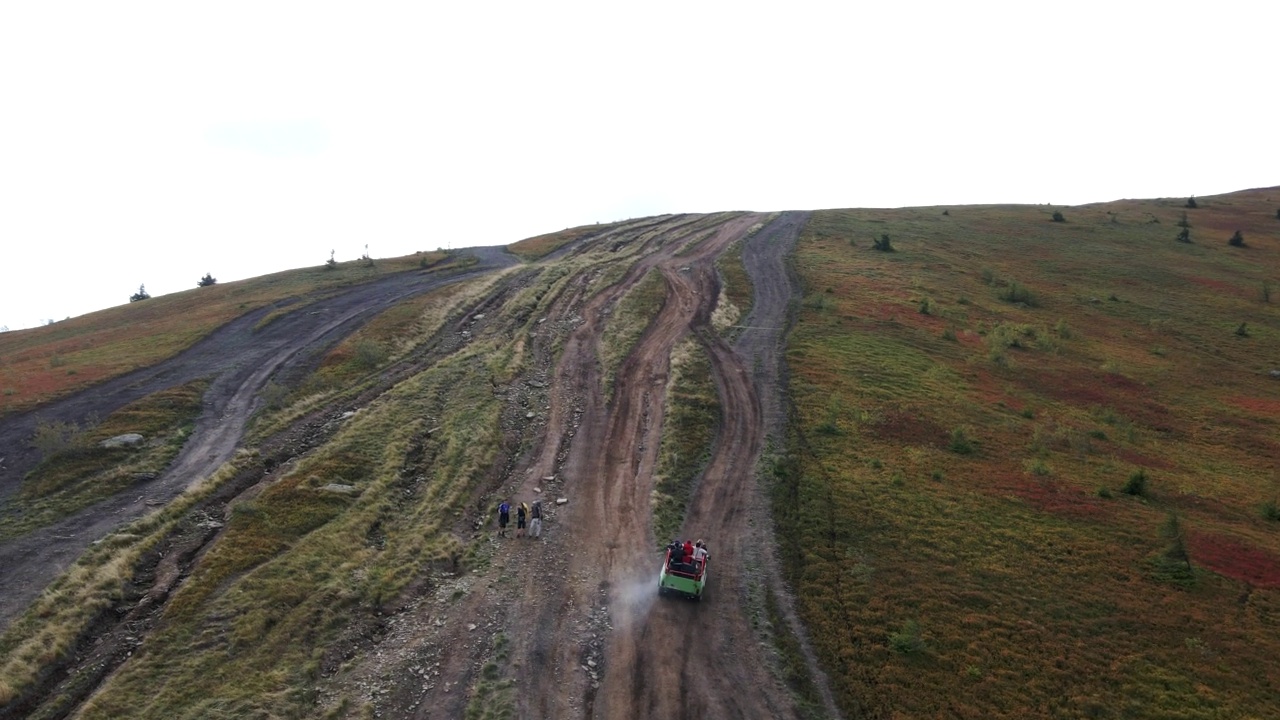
left=714, top=237, right=753, bottom=336
left=0, top=252, right=451, bottom=416
left=652, top=338, right=720, bottom=545
left=599, top=268, right=666, bottom=394
left=1, top=380, right=209, bottom=541
left=71, top=330, right=508, bottom=718
left=777, top=190, right=1280, bottom=718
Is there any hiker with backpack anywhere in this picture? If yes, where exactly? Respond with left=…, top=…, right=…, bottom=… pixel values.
left=497, top=500, right=511, bottom=537
left=516, top=501, right=528, bottom=538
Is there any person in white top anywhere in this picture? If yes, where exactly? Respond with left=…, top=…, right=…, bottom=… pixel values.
left=692, top=539, right=709, bottom=563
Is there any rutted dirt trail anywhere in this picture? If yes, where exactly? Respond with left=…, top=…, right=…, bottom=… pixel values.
left=0, top=249, right=516, bottom=629
left=388, top=212, right=832, bottom=720
left=2, top=214, right=839, bottom=720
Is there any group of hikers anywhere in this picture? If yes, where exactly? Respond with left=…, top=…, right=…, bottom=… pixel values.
left=496, top=499, right=542, bottom=538
left=666, top=538, right=708, bottom=574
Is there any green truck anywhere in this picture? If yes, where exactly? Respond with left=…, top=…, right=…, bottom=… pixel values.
left=658, top=546, right=708, bottom=600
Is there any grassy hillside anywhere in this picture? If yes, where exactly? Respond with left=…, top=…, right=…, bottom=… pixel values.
left=3, top=191, right=1279, bottom=718
left=0, top=252, right=450, bottom=416
left=776, top=188, right=1280, bottom=717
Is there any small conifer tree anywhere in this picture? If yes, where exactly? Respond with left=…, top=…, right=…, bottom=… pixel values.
left=1228, top=230, right=1245, bottom=247
left=197, top=273, right=217, bottom=287
left=130, top=284, right=150, bottom=302
left=1185, top=196, right=1198, bottom=209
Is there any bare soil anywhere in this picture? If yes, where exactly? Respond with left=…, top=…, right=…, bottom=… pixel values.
left=323, top=213, right=838, bottom=720
left=2, top=215, right=842, bottom=720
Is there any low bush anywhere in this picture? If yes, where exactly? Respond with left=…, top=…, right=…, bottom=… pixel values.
left=998, top=281, right=1036, bottom=306
left=889, top=620, right=926, bottom=654
left=1121, top=469, right=1148, bottom=496
left=948, top=427, right=975, bottom=455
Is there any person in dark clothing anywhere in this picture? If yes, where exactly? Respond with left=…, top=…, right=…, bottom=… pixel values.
left=516, top=502, right=528, bottom=538
left=529, top=500, right=543, bottom=538
left=497, top=500, right=510, bottom=537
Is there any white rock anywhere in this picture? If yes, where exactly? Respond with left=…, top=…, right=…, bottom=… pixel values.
left=533, top=487, right=541, bottom=493
left=556, top=497, right=568, bottom=505
left=340, top=411, right=357, bottom=420
left=320, top=483, right=358, bottom=495
left=467, top=623, right=477, bottom=631
left=100, top=433, right=144, bottom=449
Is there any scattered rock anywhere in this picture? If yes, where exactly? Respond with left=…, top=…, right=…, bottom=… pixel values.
left=1270, top=369, right=1280, bottom=379
left=526, top=411, right=536, bottom=419
left=100, top=433, right=144, bottom=449
left=543, top=475, right=556, bottom=482
left=556, top=498, right=568, bottom=505
left=320, top=483, right=359, bottom=495
left=340, top=411, right=357, bottom=420
left=467, top=623, right=477, bottom=632
left=533, top=487, right=541, bottom=494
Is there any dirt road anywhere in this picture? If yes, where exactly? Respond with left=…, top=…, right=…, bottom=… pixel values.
left=0, top=247, right=516, bottom=629
left=361, top=212, right=837, bottom=720
left=2, top=215, right=841, bottom=719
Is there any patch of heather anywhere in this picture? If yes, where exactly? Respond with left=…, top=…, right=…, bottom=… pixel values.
left=1188, top=533, right=1280, bottom=588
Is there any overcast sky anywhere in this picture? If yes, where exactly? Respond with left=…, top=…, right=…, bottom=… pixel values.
left=2, top=1, right=1276, bottom=330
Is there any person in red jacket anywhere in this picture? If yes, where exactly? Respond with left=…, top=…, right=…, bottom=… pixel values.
left=682, top=540, right=694, bottom=565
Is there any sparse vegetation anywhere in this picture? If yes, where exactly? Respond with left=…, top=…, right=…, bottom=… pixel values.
left=948, top=427, right=975, bottom=455
left=1051, top=211, right=1065, bottom=223
left=1121, top=469, right=1148, bottom=497
left=888, top=620, right=925, bottom=654
left=872, top=234, right=895, bottom=252
left=1176, top=227, right=1191, bottom=243
left=652, top=338, right=720, bottom=545
left=1228, top=230, right=1245, bottom=247
left=997, top=281, right=1036, bottom=306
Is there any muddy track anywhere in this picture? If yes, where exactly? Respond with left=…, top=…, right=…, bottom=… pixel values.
left=374, top=212, right=836, bottom=720
left=3, top=213, right=840, bottom=720
left=0, top=247, right=518, bottom=630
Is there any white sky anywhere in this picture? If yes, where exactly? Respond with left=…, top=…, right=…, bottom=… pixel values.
left=2, top=1, right=1276, bottom=330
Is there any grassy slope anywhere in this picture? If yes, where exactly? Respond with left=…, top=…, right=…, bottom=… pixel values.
left=1, top=380, right=209, bottom=541
left=778, top=189, right=1280, bottom=718
left=22, top=224, right=663, bottom=716
left=0, top=252, right=449, bottom=416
